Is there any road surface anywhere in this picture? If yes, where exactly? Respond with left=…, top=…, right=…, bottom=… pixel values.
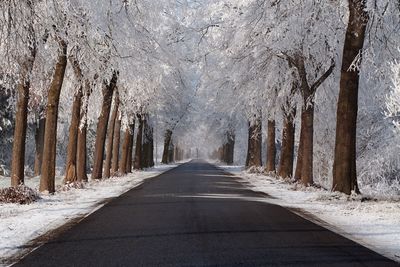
left=14, top=161, right=398, bottom=266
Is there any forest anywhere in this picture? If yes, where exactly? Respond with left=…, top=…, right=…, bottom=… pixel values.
left=0, top=0, right=399, bottom=200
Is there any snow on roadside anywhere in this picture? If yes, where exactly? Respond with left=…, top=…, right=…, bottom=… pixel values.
left=0, top=165, right=176, bottom=265
left=220, top=165, right=400, bottom=263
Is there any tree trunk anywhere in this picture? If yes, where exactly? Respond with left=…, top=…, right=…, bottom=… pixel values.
left=76, top=123, right=88, bottom=182
left=332, top=0, right=368, bottom=194
left=278, top=108, right=296, bottom=178
left=294, top=110, right=305, bottom=181
left=142, top=118, right=151, bottom=168
left=226, top=132, right=235, bottom=164
left=134, top=114, right=144, bottom=170
left=104, top=94, right=119, bottom=178
left=120, top=124, right=134, bottom=175
left=300, top=104, right=314, bottom=185
left=126, top=123, right=135, bottom=172
left=64, top=88, right=83, bottom=184
left=245, top=118, right=262, bottom=168
left=91, top=72, right=118, bottom=180
left=34, top=118, right=46, bottom=177
left=76, top=82, right=91, bottom=182
left=162, top=129, right=172, bottom=164
left=11, top=77, right=30, bottom=186
left=266, top=120, right=276, bottom=173
left=39, top=40, right=68, bottom=193
left=111, top=118, right=121, bottom=176
left=148, top=126, right=155, bottom=167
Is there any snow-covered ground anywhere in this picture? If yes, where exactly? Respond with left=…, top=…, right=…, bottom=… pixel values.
left=0, top=165, right=176, bottom=266
left=220, top=165, right=400, bottom=263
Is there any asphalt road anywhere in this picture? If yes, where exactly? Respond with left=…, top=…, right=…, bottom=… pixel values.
left=14, top=161, right=398, bottom=267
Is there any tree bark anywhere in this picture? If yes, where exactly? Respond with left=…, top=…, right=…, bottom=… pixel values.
left=300, top=105, right=314, bottom=185
left=34, top=118, right=46, bottom=177
left=76, top=81, right=91, bottom=182
left=11, top=76, right=30, bottom=186
left=64, top=87, right=83, bottom=184
left=162, top=129, right=172, bottom=164
left=126, top=123, right=135, bottom=172
left=111, top=118, right=121, bottom=176
left=266, top=120, right=276, bottom=173
left=278, top=108, right=296, bottom=178
left=294, top=110, right=305, bottom=181
left=91, top=72, right=118, bottom=180
left=134, top=114, right=144, bottom=170
left=332, top=0, right=368, bottom=194
left=104, top=93, right=119, bottom=178
left=39, top=40, right=68, bottom=193
left=120, top=124, right=134, bottom=175
left=245, top=118, right=262, bottom=168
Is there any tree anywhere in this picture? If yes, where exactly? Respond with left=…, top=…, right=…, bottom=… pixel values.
left=39, top=37, right=68, bottom=193
left=104, top=92, right=119, bottom=178
left=332, top=0, right=368, bottom=194
left=91, top=71, right=118, bottom=180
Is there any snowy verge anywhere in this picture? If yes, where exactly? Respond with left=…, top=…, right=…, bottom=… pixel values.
left=0, top=164, right=177, bottom=266
left=219, top=165, right=400, bottom=263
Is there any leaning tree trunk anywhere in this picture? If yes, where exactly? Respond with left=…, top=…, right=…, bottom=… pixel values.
left=91, top=72, right=118, bottom=180
left=162, top=129, right=172, bottom=164
left=245, top=118, right=262, bottom=168
left=111, top=118, right=121, bottom=176
left=64, top=87, right=83, bottom=184
left=332, top=0, right=368, bottom=194
left=39, top=40, right=68, bottom=193
left=134, top=115, right=144, bottom=170
left=266, top=120, right=276, bottom=173
left=104, top=93, right=119, bottom=178
left=278, top=108, right=296, bottom=178
left=34, top=117, right=46, bottom=177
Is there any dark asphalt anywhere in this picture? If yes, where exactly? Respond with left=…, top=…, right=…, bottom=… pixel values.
left=14, top=161, right=398, bottom=267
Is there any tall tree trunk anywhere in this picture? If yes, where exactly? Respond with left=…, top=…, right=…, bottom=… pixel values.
left=226, top=132, right=235, bottom=164
left=142, top=117, right=151, bottom=168
left=278, top=108, right=296, bottom=178
left=162, top=129, right=172, bottom=164
left=39, top=40, right=68, bottom=193
left=120, top=124, right=134, bottom=175
left=148, top=126, right=155, bottom=167
left=300, top=104, right=314, bottom=185
left=294, top=110, right=305, bottom=181
left=11, top=18, right=36, bottom=186
left=333, top=0, right=368, bottom=194
left=76, top=122, right=88, bottom=182
left=91, top=72, right=118, bottom=180
left=34, top=118, right=46, bottom=177
left=64, top=88, right=83, bottom=184
left=134, top=114, right=144, bottom=170
left=111, top=118, right=121, bottom=176
left=126, top=123, right=135, bottom=172
left=104, top=94, right=119, bottom=178
left=76, top=82, right=91, bottom=182
left=245, top=118, right=262, bottom=168
left=11, top=76, right=30, bottom=186
left=266, top=120, right=276, bottom=173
